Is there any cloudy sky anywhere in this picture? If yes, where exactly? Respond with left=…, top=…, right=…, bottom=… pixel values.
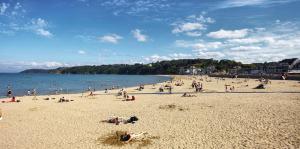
left=0, top=0, right=299, bottom=72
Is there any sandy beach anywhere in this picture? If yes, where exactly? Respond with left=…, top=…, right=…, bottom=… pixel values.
left=0, top=75, right=299, bottom=149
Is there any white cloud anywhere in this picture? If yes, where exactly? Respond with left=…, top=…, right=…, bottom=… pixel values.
left=197, top=51, right=225, bottom=59
left=35, top=28, right=53, bottom=37
left=0, top=17, right=54, bottom=37
left=99, top=34, right=122, bottom=44
left=30, top=18, right=53, bottom=38
left=78, top=50, right=86, bottom=55
left=175, top=40, right=223, bottom=51
left=169, top=53, right=192, bottom=59
left=144, top=54, right=170, bottom=62
left=132, top=29, right=148, bottom=42
left=172, top=14, right=215, bottom=37
left=0, top=2, right=9, bottom=15
left=14, top=2, right=21, bottom=10
left=101, top=0, right=171, bottom=15
left=207, top=29, right=249, bottom=39
left=0, top=61, right=70, bottom=72
left=227, top=38, right=261, bottom=44
left=172, top=21, right=300, bottom=63
left=31, top=18, right=47, bottom=28
left=230, top=46, right=262, bottom=51
left=144, top=53, right=193, bottom=63
left=216, top=0, right=297, bottom=9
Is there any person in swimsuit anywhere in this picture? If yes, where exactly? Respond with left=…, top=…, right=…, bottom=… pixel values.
left=101, top=117, right=123, bottom=125
left=119, top=132, right=147, bottom=142
left=102, top=116, right=139, bottom=125
left=125, top=96, right=135, bottom=101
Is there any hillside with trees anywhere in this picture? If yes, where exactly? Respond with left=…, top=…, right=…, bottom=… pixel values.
left=20, top=58, right=298, bottom=75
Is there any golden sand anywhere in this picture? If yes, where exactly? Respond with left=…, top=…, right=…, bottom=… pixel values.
left=0, top=76, right=299, bottom=148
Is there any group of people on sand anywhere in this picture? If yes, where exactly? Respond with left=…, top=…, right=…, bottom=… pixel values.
left=116, top=89, right=136, bottom=101
left=192, top=80, right=203, bottom=92
left=102, top=116, right=147, bottom=142
left=158, top=83, right=173, bottom=94
left=27, top=89, right=37, bottom=96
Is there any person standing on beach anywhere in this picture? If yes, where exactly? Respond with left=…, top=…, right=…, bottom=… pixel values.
left=32, top=88, right=38, bottom=100
left=27, top=90, right=31, bottom=96
left=0, top=108, right=2, bottom=120
left=7, top=89, right=12, bottom=98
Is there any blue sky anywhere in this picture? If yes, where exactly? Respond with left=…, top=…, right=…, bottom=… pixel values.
left=0, top=0, right=300, bottom=72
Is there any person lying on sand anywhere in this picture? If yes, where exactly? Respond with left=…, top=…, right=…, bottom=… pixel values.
left=102, top=116, right=139, bottom=125
left=58, top=97, right=72, bottom=102
left=119, top=132, right=148, bottom=142
left=101, top=117, right=123, bottom=125
left=182, top=93, right=196, bottom=97
left=1, top=96, right=21, bottom=103
left=124, top=96, right=135, bottom=101
left=254, top=84, right=266, bottom=89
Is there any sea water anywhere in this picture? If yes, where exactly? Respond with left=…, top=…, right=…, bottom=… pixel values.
left=0, top=73, right=170, bottom=98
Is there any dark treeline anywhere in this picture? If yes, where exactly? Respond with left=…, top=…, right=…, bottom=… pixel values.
left=21, top=59, right=245, bottom=74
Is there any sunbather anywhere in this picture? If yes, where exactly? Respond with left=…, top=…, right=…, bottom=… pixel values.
left=119, top=132, right=147, bottom=142
left=58, top=97, right=70, bottom=102
left=101, top=117, right=123, bottom=125
left=1, top=96, right=20, bottom=103
left=125, top=96, right=135, bottom=101
left=102, top=116, right=139, bottom=125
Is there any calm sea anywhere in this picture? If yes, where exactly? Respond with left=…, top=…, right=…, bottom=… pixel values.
left=0, top=73, right=170, bottom=98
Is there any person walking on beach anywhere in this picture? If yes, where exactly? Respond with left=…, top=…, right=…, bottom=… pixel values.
left=27, top=90, right=31, bottom=96
left=7, top=89, right=12, bottom=98
left=168, top=86, right=172, bottom=94
left=32, top=88, right=38, bottom=100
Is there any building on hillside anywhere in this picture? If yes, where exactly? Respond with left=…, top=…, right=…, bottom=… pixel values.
left=179, top=65, right=217, bottom=75
left=236, top=58, right=299, bottom=75
left=228, top=66, right=242, bottom=75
